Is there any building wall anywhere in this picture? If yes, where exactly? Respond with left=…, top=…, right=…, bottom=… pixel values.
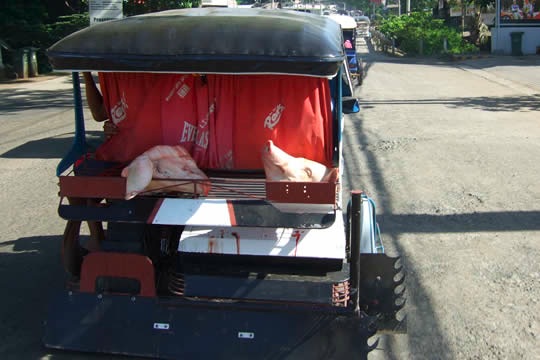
left=492, top=27, right=540, bottom=54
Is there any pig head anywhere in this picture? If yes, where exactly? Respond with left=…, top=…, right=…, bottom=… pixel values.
left=261, top=140, right=338, bottom=182
left=121, top=154, right=154, bottom=200
left=121, top=145, right=210, bottom=200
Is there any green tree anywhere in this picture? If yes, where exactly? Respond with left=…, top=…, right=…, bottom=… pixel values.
left=0, top=0, right=198, bottom=74
left=378, top=11, right=478, bottom=55
left=0, top=1, right=48, bottom=49
left=347, top=0, right=373, bottom=14
left=123, top=0, right=198, bottom=16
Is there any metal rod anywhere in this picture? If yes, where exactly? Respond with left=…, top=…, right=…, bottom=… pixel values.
left=72, top=72, right=86, bottom=146
left=56, top=72, right=87, bottom=176
left=350, top=190, right=362, bottom=313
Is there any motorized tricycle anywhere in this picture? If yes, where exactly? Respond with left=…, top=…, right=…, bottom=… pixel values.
left=44, top=8, right=404, bottom=359
left=327, top=14, right=364, bottom=86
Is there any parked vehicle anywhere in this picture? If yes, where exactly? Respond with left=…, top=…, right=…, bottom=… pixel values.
left=44, top=8, right=404, bottom=359
left=327, top=14, right=364, bottom=86
left=355, top=15, right=371, bottom=38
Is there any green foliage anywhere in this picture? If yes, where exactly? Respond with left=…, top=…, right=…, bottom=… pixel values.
left=409, top=0, right=439, bottom=12
left=346, top=0, right=373, bottom=14
left=0, top=0, right=198, bottom=74
left=47, top=14, right=91, bottom=44
left=123, top=0, right=197, bottom=16
left=346, top=0, right=439, bottom=15
left=0, top=2, right=49, bottom=49
left=473, top=0, right=495, bottom=9
left=378, top=12, right=479, bottom=55
left=446, top=0, right=494, bottom=10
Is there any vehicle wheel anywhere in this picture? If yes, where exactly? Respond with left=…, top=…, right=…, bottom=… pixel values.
left=62, top=220, right=86, bottom=278
left=357, top=74, right=363, bottom=86
left=61, top=198, right=105, bottom=278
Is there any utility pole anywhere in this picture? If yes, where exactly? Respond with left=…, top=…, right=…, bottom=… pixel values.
left=461, top=0, right=466, bottom=35
left=494, top=0, right=500, bottom=53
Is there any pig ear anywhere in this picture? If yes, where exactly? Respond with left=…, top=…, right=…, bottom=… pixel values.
left=324, top=168, right=339, bottom=183
left=121, top=167, right=129, bottom=178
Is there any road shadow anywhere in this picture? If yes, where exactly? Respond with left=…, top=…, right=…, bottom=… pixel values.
left=0, top=73, right=72, bottom=85
left=0, top=234, right=140, bottom=359
left=359, top=94, right=540, bottom=112
left=343, top=86, right=540, bottom=356
left=0, top=87, right=75, bottom=115
left=342, top=112, right=454, bottom=358
left=0, top=235, right=65, bottom=358
left=379, top=210, right=540, bottom=234
left=0, top=131, right=105, bottom=159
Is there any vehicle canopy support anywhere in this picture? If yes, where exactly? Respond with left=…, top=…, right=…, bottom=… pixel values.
left=56, top=72, right=87, bottom=176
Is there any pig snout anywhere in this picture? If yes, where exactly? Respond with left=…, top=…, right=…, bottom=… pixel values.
left=121, top=155, right=154, bottom=200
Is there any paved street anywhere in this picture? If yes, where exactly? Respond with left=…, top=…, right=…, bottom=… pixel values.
left=0, top=43, right=539, bottom=359
left=356, top=36, right=540, bottom=94
left=351, top=38, right=540, bottom=359
left=457, top=55, right=540, bottom=95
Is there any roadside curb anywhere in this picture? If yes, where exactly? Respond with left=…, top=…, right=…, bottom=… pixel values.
left=449, top=53, right=491, bottom=61
left=374, top=50, right=490, bottom=62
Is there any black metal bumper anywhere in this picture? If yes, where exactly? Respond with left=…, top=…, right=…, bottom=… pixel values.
left=44, top=291, right=377, bottom=360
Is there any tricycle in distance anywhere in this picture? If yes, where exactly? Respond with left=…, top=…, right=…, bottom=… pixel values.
left=326, top=13, right=364, bottom=86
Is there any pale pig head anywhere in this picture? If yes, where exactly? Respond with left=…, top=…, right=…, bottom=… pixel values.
left=261, top=140, right=338, bottom=182
left=121, top=154, right=154, bottom=200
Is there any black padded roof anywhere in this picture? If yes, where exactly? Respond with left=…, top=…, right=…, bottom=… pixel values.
left=47, top=8, right=345, bottom=76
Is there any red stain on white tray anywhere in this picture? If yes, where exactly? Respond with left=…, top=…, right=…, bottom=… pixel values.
left=208, top=235, right=216, bottom=253
left=292, top=230, right=301, bottom=256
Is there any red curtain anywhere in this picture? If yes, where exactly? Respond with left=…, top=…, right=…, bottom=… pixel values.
left=95, top=73, right=332, bottom=169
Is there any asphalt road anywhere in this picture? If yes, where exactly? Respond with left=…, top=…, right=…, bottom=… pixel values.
left=349, top=39, right=540, bottom=359
left=0, top=45, right=539, bottom=359
left=0, top=74, right=131, bottom=360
